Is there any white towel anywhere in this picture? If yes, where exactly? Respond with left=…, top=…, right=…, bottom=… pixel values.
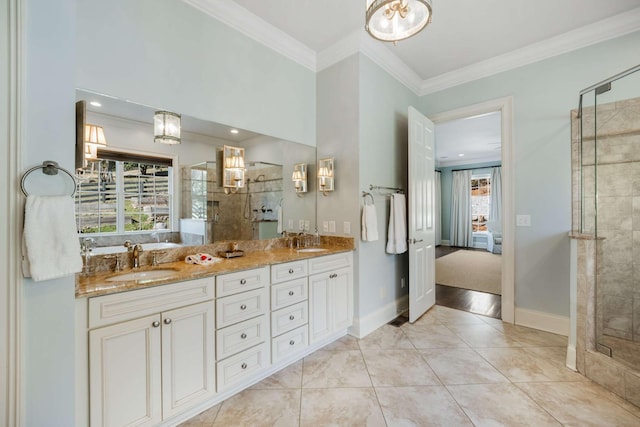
left=23, top=195, right=83, bottom=281
left=276, top=205, right=283, bottom=234
left=185, top=253, right=221, bottom=265
left=361, top=203, right=379, bottom=242
left=386, top=194, right=407, bottom=254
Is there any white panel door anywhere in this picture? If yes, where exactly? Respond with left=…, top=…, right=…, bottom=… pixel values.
left=331, top=267, right=353, bottom=331
left=161, top=301, right=216, bottom=419
left=89, top=314, right=162, bottom=427
left=408, top=106, right=436, bottom=323
left=308, top=272, right=331, bottom=343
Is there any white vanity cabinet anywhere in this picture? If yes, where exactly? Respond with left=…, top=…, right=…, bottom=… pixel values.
left=215, top=267, right=270, bottom=391
left=88, top=278, right=216, bottom=427
left=308, top=252, right=354, bottom=344
left=270, top=261, right=310, bottom=363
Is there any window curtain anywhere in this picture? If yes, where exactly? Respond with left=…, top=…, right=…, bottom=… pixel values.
left=450, top=169, right=472, bottom=247
left=490, top=166, right=502, bottom=223
left=435, top=171, right=442, bottom=245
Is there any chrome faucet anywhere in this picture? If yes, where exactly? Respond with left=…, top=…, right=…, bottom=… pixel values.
left=124, top=240, right=144, bottom=269
left=150, top=231, right=160, bottom=243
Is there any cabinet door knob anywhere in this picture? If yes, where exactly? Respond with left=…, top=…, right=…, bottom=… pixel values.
left=240, top=279, right=246, bottom=285
left=289, top=340, right=295, bottom=346
left=240, top=333, right=247, bottom=339
left=329, top=273, right=337, bottom=279
left=289, top=315, right=295, bottom=321
left=163, top=318, right=172, bottom=325
left=241, top=363, right=248, bottom=369
left=288, top=268, right=294, bottom=274
left=240, top=304, right=247, bottom=310
left=288, top=290, right=294, bottom=296
left=152, top=321, right=160, bottom=328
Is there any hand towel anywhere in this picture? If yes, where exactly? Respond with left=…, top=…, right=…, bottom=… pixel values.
left=23, top=195, right=83, bottom=281
left=386, top=194, right=407, bottom=254
left=276, top=205, right=283, bottom=234
left=361, top=203, right=379, bottom=242
left=185, top=253, right=221, bottom=265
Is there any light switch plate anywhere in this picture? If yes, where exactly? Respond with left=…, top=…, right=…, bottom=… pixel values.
left=343, top=221, right=351, bottom=234
left=304, top=220, right=310, bottom=231
left=329, top=221, right=336, bottom=233
left=299, top=219, right=305, bottom=230
left=516, top=214, right=531, bottom=227
left=288, top=219, right=293, bottom=229
left=322, top=221, right=329, bottom=232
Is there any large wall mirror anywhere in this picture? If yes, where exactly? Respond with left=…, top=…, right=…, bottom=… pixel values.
left=75, top=89, right=316, bottom=247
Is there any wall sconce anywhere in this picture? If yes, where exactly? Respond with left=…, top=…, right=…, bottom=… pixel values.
left=154, top=110, right=181, bottom=144
left=222, top=145, right=245, bottom=194
left=292, top=163, right=307, bottom=195
left=83, top=124, right=107, bottom=161
left=317, top=158, right=334, bottom=196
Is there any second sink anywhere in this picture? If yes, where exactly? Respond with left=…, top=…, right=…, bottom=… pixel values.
left=296, top=248, right=328, bottom=253
left=106, top=268, right=178, bottom=283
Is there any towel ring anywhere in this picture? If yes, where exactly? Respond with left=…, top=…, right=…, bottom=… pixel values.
left=362, top=191, right=374, bottom=205
left=20, top=160, right=77, bottom=197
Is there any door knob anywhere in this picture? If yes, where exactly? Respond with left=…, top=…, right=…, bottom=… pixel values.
left=410, top=238, right=424, bottom=244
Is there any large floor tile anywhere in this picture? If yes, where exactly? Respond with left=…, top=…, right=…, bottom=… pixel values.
left=302, top=350, right=371, bottom=388
left=433, top=306, right=487, bottom=325
left=402, top=324, right=470, bottom=349
left=300, top=388, right=386, bottom=427
left=475, top=347, right=585, bottom=382
left=358, top=324, right=414, bottom=350
left=212, top=389, right=300, bottom=427
left=420, top=348, right=509, bottom=385
left=517, top=381, right=640, bottom=426
left=375, top=385, right=473, bottom=426
left=178, top=404, right=220, bottom=427
left=251, top=360, right=303, bottom=389
left=447, top=383, right=562, bottom=426
left=362, top=349, right=440, bottom=386
left=321, top=334, right=360, bottom=351
left=501, top=324, right=568, bottom=347
left=402, top=307, right=440, bottom=326
left=446, top=323, right=524, bottom=348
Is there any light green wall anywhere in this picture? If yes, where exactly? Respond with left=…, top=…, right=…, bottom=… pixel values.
left=421, top=30, right=640, bottom=316
left=76, top=0, right=316, bottom=147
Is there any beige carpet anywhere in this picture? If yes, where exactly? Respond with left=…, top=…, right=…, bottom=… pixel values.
left=436, top=249, right=502, bottom=295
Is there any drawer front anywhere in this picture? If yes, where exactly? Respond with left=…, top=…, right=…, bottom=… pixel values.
left=271, top=278, right=308, bottom=310
left=272, top=325, right=308, bottom=364
left=216, top=287, right=268, bottom=329
left=216, top=266, right=269, bottom=298
left=308, top=252, right=353, bottom=275
left=271, top=260, right=307, bottom=284
left=271, top=301, right=308, bottom=337
left=88, top=277, right=215, bottom=329
left=216, top=342, right=270, bottom=391
left=216, top=315, right=268, bottom=360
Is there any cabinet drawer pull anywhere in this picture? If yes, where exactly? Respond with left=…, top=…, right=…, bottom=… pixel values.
left=152, top=321, right=160, bottom=328
left=329, top=273, right=337, bottom=279
left=289, top=315, right=295, bottom=321
left=163, top=318, right=172, bottom=325
left=288, top=290, right=294, bottom=296
left=288, top=268, right=294, bottom=274
left=241, top=362, right=248, bottom=369
left=289, top=340, right=295, bottom=346
left=240, top=304, right=247, bottom=310
left=240, top=333, right=247, bottom=339
left=240, top=279, right=247, bottom=285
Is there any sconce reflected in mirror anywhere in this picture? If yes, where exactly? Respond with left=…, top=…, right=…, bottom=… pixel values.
left=83, top=124, right=107, bottom=162
left=222, top=145, right=245, bottom=194
left=317, top=158, right=334, bottom=196
left=154, top=110, right=181, bottom=144
left=292, top=163, right=307, bottom=196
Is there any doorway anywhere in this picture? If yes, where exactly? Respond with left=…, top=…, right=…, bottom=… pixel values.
left=429, top=97, right=514, bottom=323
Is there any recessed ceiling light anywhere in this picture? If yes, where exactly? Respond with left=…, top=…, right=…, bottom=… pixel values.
left=89, top=101, right=102, bottom=107
left=458, top=153, right=465, bottom=157
left=230, top=129, right=239, bottom=134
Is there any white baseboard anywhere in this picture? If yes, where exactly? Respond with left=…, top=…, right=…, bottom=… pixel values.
left=350, top=295, right=409, bottom=339
left=515, top=307, right=570, bottom=337
left=566, top=344, right=577, bottom=372
left=440, top=240, right=451, bottom=246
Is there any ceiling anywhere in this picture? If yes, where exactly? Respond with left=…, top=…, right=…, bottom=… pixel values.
left=189, top=0, right=640, bottom=165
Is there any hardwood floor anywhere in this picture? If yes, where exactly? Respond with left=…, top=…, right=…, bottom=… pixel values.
left=435, top=246, right=501, bottom=319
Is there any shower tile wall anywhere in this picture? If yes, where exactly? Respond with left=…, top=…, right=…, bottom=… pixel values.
left=577, top=97, right=640, bottom=344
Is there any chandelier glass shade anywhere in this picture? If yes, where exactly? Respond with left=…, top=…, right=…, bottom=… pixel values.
left=154, top=110, right=181, bottom=145
left=365, top=0, right=432, bottom=43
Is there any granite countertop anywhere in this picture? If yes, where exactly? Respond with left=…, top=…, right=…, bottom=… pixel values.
left=76, top=246, right=353, bottom=299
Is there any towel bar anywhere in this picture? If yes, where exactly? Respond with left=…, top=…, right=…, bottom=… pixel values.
left=362, top=191, right=375, bottom=204
left=20, top=160, right=77, bottom=197
left=369, top=184, right=404, bottom=193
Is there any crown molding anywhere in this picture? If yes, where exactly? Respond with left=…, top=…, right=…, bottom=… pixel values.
left=419, top=7, right=640, bottom=95
left=183, top=1, right=640, bottom=97
left=182, top=0, right=316, bottom=71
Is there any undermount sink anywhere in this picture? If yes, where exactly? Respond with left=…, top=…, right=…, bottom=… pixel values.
left=296, top=248, right=328, bottom=253
left=105, top=269, right=178, bottom=282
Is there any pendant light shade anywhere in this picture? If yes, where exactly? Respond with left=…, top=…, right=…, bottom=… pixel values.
left=154, top=111, right=181, bottom=145
left=365, top=0, right=432, bottom=43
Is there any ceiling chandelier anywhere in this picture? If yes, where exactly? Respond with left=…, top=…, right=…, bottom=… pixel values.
left=365, top=0, right=432, bottom=44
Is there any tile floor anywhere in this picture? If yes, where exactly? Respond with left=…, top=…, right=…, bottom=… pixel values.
left=180, top=305, right=640, bottom=426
